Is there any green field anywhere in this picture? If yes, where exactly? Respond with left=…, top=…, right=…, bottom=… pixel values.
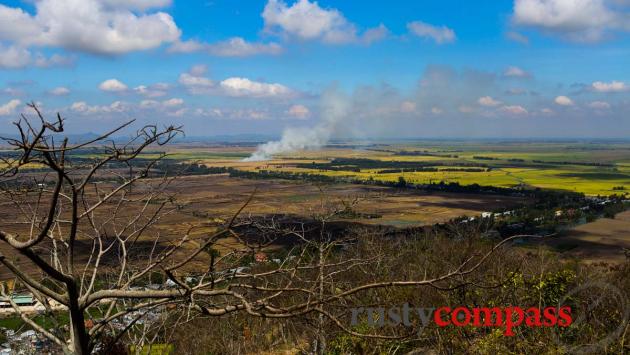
left=58, top=140, right=630, bottom=196
left=192, top=141, right=630, bottom=196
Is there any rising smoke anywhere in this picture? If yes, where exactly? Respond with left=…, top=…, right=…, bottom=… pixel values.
left=243, top=90, right=352, bottom=161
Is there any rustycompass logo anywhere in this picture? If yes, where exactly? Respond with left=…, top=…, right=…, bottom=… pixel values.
left=350, top=280, right=629, bottom=348
left=350, top=304, right=572, bottom=336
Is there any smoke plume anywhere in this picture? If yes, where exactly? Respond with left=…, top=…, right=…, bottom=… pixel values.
left=243, top=90, right=351, bottom=161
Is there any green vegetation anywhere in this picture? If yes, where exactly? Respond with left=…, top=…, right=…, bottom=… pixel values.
left=200, top=141, right=630, bottom=196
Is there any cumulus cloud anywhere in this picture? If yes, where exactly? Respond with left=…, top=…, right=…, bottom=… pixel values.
left=207, top=37, right=283, bottom=56
left=554, top=95, right=574, bottom=105
left=176, top=65, right=294, bottom=99
left=169, top=37, right=283, bottom=56
left=500, top=105, right=528, bottom=115
left=49, top=87, right=70, bottom=96
left=134, top=83, right=169, bottom=98
left=360, top=24, right=390, bottom=44
left=287, top=104, right=310, bottom=119
left=0, top=43, right=74, bottom=69
left=503, top=66, right=530, bottom=78
left=512, top=0, right=630, bottom=42
left=0, top=99, right=21, bottom=115
left=161, top=97, right=184, bottom=107
left=220, top=77, right=293, bottom=98
left=478, top=96, right=502, bottom=107
left=0, top=0, right=181, bottom=55
left=0, top=45, right=31, bottom=69
left=139, top=100, right=160, bottom=109
left=71, top=100, right=129, bottom=114
left=591, top=80, right=627, bottom=92
left=139, top=98, right=182, bottom=110
left=99, top=79, right=128, bottom=92
left=588, top=100, right=611, bottom=109
left=178, top=66, right=214, bottom=95
left=407, top=21, right=456, bottom=44
left=262, top=0, right=386, bottom=44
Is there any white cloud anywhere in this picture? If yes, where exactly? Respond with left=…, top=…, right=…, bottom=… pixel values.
left=512, top=0, right=629, bottom=42
left=588, top=100, right=611, bottom=109
left=262, top=0, right=385, bottom=44
left=195, top=108, right=269, bottom=120
left=0, top=44, right=73, bottom=69
left=0, top=99, right=21, bottom=115
left=431, top=107, right=443, bottom=114
left=169, top=37, right=283, bottom=56
left=591, top=80, right=627, bottom=92
left=139, top=97, right=182, bottom=110
left=189, top=64, right=208, bottom=77
left=407, top=21, right=456, bottom=44
left=0, top=44, right=31, bottom=69
left=506, top=31, right=530, bottom=44
left=220, top=77, right=293, bottom=98
left=478, top=96, right=502, bottom=107
left=162, top=98, right=183, bottom=107
left=400, top=101, right=417, bottom=113
left=503, top=66, right=530, bottom=77
left=167, top=39, right=205, bottom=53
left=0, top=0, right=181, bottom=55
left=207, top=37, right=283, bottom=56
left=177, top=66, right=299, bottom=100
left=70, top=100, right=129, bottom=114
left=554, top=95, right=574, bottom=106
left=139, top=99, right=160, bottom=109
left=99, top=79, right=128, bottom=92
left=360, top=24, right=390, bottom=44
left=49, top=86, right=70, bottom=96
left=500, top=105, right=528, bottom=115
left=541, top=107, right=554, bottom=114
left=101, top=0, right=172, bottom=11
left=167, top=108, right=187, bottom=117
left=134, top=83, right=169, bottom=98
left=287, top=104, right=310, bottom=119
left=34, top=53, right=75, bottom=68
left=178, top=66, right=214, bottom=95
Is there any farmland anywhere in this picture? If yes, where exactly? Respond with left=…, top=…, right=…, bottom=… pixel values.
left=1, top=137, right=629, bottom=353
left=128, top=140, right=630, bottom=196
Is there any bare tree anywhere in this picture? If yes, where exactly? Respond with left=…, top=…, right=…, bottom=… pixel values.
left=0, top=105, right=537, bottom=354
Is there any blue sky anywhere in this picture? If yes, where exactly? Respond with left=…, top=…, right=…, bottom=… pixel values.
left=1, top=0, right=630, bottom=138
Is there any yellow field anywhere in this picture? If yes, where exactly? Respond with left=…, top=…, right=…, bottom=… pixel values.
left=56, top=141, right=630, bottom=196
left=190, top=143, right=630, bottom=196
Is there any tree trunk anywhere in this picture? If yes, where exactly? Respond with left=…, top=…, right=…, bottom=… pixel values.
left=68, top=283, right=89, bottom=354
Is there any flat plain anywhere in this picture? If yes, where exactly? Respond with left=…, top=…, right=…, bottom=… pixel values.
left=153, top=140, right=630, bottom=196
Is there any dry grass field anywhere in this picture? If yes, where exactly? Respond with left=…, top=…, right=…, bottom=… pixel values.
left=162, top=175, right=525, bottom=226
left=0, top=174, right=527, bottom=279
left=543, top=210, right=630, bottom=263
